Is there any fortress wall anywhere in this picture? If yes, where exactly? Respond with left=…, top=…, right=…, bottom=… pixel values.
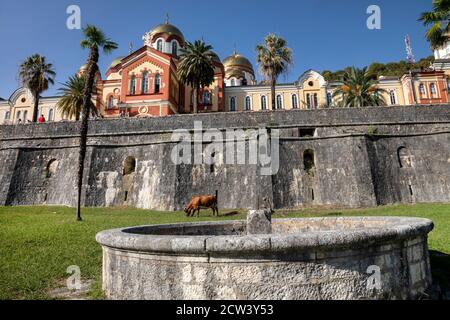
left=1, top=105, right=450, bottom=210
left=367, top=133, right=450, bottom=206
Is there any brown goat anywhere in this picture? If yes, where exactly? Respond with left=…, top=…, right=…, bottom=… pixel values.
left=184, top=195, right=218, bottom=217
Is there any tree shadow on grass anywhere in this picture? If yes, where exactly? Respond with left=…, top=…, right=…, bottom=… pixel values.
left=429, top=250, right=450, bottom=300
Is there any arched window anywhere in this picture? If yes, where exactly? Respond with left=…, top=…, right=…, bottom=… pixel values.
left=5, top=111, right=10, bottom=120
left=156, top=39, right=163, bottom=52
left=123, top=156, right=136, bottom=176
left=141, top=71, right=149, bottom=94
left=172, top=41, right=178, bottom=56
left=231, top=79, right=236, bottom=86
left=276, top=94, right=283, bottom=109
left=430, top=83, right=437, bottom=96
left=230, top=97, right=236, bottom=111
left=16, top=111, right=21, bottom=122
left=261, top=95, right=267, bottom=110
left=292, top=94, right=298, bottom=109
left=327, top=92, right=333, bottom=106
left=203, top=91, right=211, bottom=105
left=108, top=96, right=114, bottom=109
left=48, top=109, right=54, bottom=121
left=23, top=111, right=28, bottom=122
left=130, top=75, right=136, bottom=95
left=245, top=96, right=251, bottom=110
left=46, top=159, right=58, bottom=178
left=419, top=83, right=426, bottom=96
left=306, top=94, right=311, bottom=109
left=154, top=74, right=161, bottom=93
left=389, top=90, right=397, bottom=105
left=303, top=149, right=315, bottom=172
left=313, top=93, right=318, bottom=108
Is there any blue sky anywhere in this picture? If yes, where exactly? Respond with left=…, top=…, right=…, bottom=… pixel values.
left=0, top=0, right=434, bottom=98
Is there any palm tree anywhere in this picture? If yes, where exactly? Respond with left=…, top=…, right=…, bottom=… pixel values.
left=419, top=0, right=450, bottom=49
left=256, top=34, right=293, bottom=110
left=18, top=54, right=56, bottom=122
left=332, top=67, right=387, bottom=107
left=76, top=25, right=117, bottom=221
left=56, top=75, right=99, bottom=121
left=177, top=40, right=215, bottom=113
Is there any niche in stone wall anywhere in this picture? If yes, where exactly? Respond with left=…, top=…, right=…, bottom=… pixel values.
left=122, top=156, right=136, bottom=203
left=45, top=159, right=58, bottom=178
left=397, top=147, right=413, bottom=168
left=303, top=149, right=315, bottom=174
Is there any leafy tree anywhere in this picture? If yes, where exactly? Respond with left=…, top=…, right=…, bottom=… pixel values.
left=18, top=54, right=56, bottom=122
left=256, top=34, right=293, bottom=110
left=419, top=0, right=450, bottom=49
left=76, top=25, right=117, bottom=221
left=56, top=75, right=99, bottom=121
left=323, top=56, right=435, bottom=81
left=177, top=40, right=215, bottom=113
left=332, top=67, right=387, bottom=107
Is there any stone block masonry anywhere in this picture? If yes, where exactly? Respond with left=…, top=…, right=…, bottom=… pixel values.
left=1, top=105, right=450, bottom=210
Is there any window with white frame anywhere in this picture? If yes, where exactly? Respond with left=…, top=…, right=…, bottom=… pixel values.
left=245, top=96, right=251, bottom=110
left=327, top=92, right=332, bottom=106
left=292, top=94, right=298, bottom=109
left=261, top=95, right=267, bottom=110
left=172, top=41, right=178, bottom=56
left=108, top=96, right=114, bottom=109
left=5, top=111, right=10, bottom=120
left=430, top=83, right=437, bottom=96
left=130, top=75, right=136, bottom=95
left=154, top=74, right=161, bottom=93
left=389, top=90, right=397, bottom=105
left=230, top=97, right=236, bottom=111
left=276, top=94, right=283, bottom=109
left=313, top=93, right=318, bottom=108
left=48, top=108, right=54, bottom=121
left=157, top=39, right=163, bottom=52
left=419, top=83, right=426, bottom=96
left=141, top=71, right=149, bottom=94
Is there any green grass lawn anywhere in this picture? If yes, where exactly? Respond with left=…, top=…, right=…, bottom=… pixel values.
left=0, top=203, right=449, bottom=300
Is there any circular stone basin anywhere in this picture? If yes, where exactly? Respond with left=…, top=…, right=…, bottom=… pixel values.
left=96, top=217, right=434, bottom=300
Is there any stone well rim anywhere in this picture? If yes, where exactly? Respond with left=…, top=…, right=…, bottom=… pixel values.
left=95, top=216, right=433, bottom=255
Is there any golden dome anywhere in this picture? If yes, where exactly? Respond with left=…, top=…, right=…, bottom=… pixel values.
left=223, top=53, right=253, bottom=70
left=109, top=56, right=124, bottom=69
left=150, top=23, right=184, bottom=41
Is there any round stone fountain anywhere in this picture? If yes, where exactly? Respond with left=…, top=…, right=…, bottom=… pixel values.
left=96, top=212, right=433, bottom=300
